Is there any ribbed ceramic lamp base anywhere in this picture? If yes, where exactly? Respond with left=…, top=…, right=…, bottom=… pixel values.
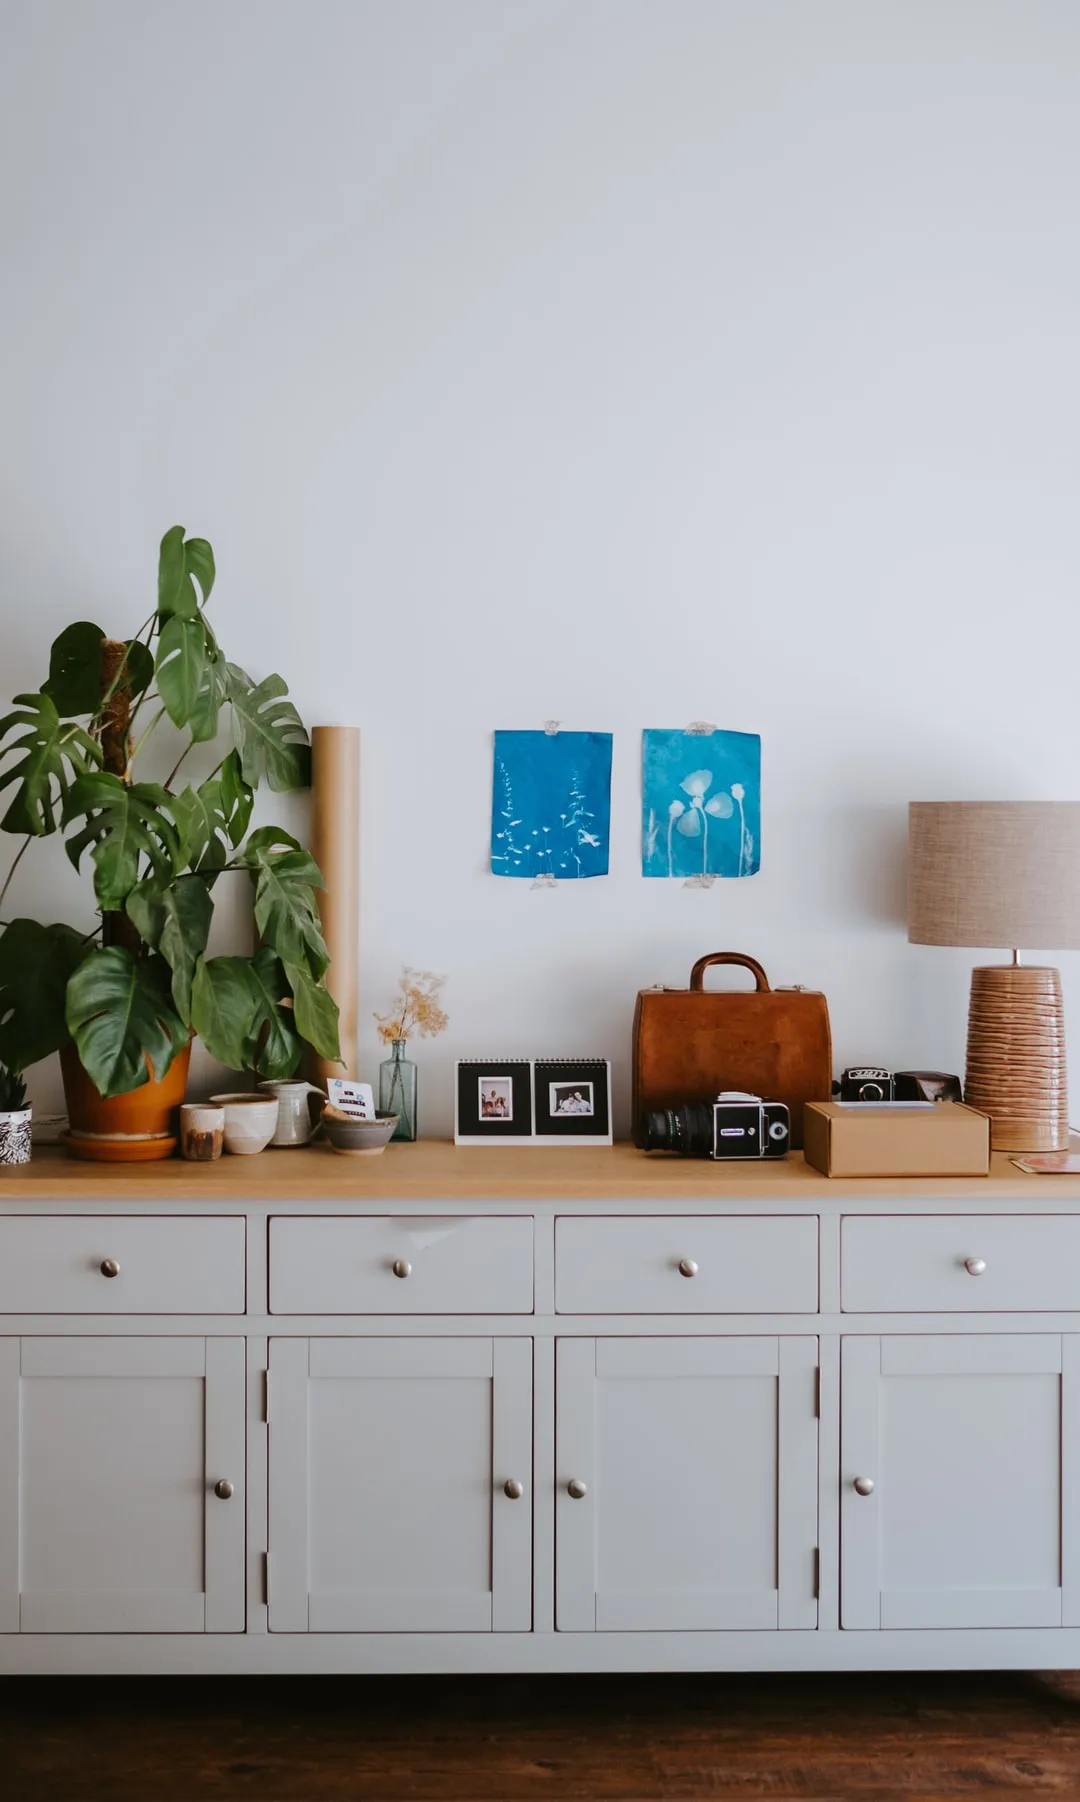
left=964, top=965, right=1070, bottom=1153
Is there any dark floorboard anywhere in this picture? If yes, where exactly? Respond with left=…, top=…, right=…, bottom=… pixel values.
left=3, top=1671, right=1080, bottom=1802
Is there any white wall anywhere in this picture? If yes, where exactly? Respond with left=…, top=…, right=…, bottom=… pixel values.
left=1, top=0, right=1079, bottom=1136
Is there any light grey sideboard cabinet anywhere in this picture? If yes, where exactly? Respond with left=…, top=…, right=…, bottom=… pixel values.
left=5, top=1143, right=1080, bottom=1675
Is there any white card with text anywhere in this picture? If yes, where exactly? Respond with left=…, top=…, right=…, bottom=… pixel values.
left=326, top=1079, right=375, bottom=1120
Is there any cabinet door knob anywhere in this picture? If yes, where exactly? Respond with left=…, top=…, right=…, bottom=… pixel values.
left=853, top=1476, right=875, bottom=1497
left=214, top=1479, right=235, bottom=1501
left=391, top=1258, right=411, bottom=1279
left=99, top=1259, right=120, bottom=1278
left=567, top=1478, right=588, bottom=1500
left=677, top=1258, right=698, bottom=1279
left=503, top=1478, right=524, bottom=1500
left=964, top=1256, right=987, bottom=1276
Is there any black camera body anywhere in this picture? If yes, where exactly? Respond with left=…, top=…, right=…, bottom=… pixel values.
left=836, top=1067, right=963, bottom=1104
left=837, top=1066, right=894, bottom=1102
left=642, top=1091, right=790, bottom=1160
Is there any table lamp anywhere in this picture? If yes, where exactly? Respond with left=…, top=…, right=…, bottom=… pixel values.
left=908, top=801, right=1080, bottom=1152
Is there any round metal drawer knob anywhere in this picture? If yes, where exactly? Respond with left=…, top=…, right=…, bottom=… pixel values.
left=503, top=1479, right=524, bottom=1500
left=214, top=1479, right=235, bottom=1501
left=677, top=1258, right=699, bottom=1279
left=964, top=1257, right=987, bottom=1276
left=392, top=1258, right=412, bottom=1279
left=567, top=1478, right=588, bottom=1500
left=853, top=1476, right=875, bottom=1497
left=99, top=1259, right=120, bottom=1279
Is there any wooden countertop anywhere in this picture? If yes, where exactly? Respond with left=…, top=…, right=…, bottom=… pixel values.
left=0, top=1141, right=1074, bottom=1202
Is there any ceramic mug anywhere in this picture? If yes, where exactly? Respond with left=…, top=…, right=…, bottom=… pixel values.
left=179, top=1104, right=225, bottom=1162
left=258, top=1080, right=323, bottom=1147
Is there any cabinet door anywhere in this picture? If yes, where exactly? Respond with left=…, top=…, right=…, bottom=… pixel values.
left=0, top=1337, right=245, bottom=1633
left=556, top=1336, right=819, bottom=1631
left=268, top=1337, right=532, bottom=1632
left=842, top=1335, right=1080, bottom=1629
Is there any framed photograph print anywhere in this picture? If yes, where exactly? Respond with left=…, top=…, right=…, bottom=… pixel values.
left=454, top=1058, right=613, bottom=1145
left=455, top=1060, right=534, bottom=1145
left=534, top=1058, right=612, bottom=1145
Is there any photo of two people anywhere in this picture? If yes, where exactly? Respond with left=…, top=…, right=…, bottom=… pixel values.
left=550, top=1082, right=595, bottom=1117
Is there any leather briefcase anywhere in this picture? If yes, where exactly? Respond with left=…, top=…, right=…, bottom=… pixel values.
left=632, top=952, right=832, bottom=1149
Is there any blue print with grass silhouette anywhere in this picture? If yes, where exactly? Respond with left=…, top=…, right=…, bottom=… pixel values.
left=492, top=731, right=612, bottom=879
left=642, top=729, right=761, bottom=879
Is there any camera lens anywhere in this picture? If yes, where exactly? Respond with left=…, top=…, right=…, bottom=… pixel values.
left=859, top=1081, right=885, bottom=1100
left=641, top=1105, right=715, bottom=1157
left=768, top=1117, right=788, bottom=1141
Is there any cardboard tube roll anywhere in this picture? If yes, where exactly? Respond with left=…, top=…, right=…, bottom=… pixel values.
left=309, top=726, right=360, bottom=1083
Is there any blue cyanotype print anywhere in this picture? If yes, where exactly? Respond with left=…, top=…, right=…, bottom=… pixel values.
left=642, top=729, right=761, bottom=879
left=492, top=731, right=612, bottom=880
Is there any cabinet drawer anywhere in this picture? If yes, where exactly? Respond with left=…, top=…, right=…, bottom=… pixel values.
left=842, top=1215, right=1080, bottom=1312
left=269, top=1217, right=534, bottom=1313
left=555, top=1216, right=818, bottom=1313
left=0, top=1216, right=246, bottom=1314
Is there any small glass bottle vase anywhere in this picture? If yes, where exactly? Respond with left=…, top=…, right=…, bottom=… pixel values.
left=379, top=1039, right=417, bottom=1142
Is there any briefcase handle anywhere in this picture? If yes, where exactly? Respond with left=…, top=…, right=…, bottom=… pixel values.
left=689, top=952, right=771, bottom=993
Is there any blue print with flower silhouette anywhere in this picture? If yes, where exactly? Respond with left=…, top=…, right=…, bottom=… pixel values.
left=492, top=731, right=612, bottom=879
left=642, top=729, right=761, bottom=879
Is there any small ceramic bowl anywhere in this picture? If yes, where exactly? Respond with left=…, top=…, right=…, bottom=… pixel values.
left=209, top=1093, right=279, bottom=1156
left=322, top=1111, right=399, bottom=1157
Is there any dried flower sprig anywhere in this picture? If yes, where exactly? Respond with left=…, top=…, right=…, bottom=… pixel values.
left=375, top=967, right=449, bottom=1045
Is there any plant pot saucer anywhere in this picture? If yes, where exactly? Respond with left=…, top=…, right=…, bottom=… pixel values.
left=61, top=1131, right=178, bottom=1163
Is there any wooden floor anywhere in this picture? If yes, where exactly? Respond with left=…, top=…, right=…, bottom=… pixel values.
left=3, top=1670, right=1080, bottom=1801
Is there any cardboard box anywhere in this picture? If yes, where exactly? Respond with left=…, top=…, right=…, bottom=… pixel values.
left=802, top=1100, right=990, bottom=1178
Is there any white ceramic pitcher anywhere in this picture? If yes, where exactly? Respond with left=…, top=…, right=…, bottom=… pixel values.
left=258, top=1080, right=323, bottom=1147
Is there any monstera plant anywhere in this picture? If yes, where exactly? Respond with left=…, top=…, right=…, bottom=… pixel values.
left=0, top=527, right=340, bottom=1125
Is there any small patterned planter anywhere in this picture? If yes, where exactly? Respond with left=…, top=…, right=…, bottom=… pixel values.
left=0, top=1108, right=32, bottom=1165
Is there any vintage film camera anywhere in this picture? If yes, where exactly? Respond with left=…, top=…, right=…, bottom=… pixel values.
left=836, top=1065, right=895, bottom=1102
left=641, top=1091, right=790, bottom=1160
left=835, top=1067, right=963, bottom=1104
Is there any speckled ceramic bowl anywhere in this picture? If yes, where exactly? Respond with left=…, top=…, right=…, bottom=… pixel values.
left=209, top=1093, right=279, bottom=1155
left=323, top=1111, right=399, bottom=1156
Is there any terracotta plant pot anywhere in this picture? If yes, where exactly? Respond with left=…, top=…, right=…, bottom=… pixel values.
left=60, top=1041, right=192, bottom=1161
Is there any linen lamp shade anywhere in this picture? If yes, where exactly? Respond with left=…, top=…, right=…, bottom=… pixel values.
left=908, top=803, right=1080, bottom=951
left=907, top=802, right=1080, bottom=1152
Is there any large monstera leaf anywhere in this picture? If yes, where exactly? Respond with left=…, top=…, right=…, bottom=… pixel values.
left=155, top=615, right=209, bottom=728
left=191, top=947, right=302, bottom=1078
left=284, top=960, right=341, bottom=1063
left=66, top=947, right=188, bottom=1098
left=187, top=644, right=229, bottom=743
left=0, top=919, right=90, bottom=1069
left=240, top=827, right=338, bottom=1062
left=170, top=753, right=253, bottom=874
left=63, top=773, right=179, bottom=910
left=154, top=526, right=222, bottom=733
left=0, top=694, right=100, bottom=836
left=243, top=827, right=329, bottom=979
left=42, top=621, right=106, bottom=717
left=155, top=615, right=227, bottom=741
left=125, top=873, right=213, bottom=1023
left=227, top=665, right=310, bottom=792
left=43, top=624, right=154, bottom=718
left=157, top=525, right=215, bottom=621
